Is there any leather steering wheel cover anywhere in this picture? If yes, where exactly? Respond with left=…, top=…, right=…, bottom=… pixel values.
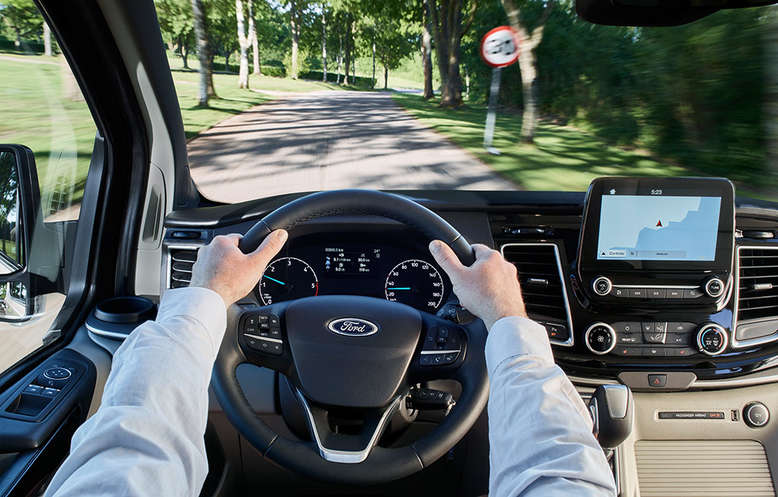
left=238, top=189, right=476, bottom=266
left=214, top=189, right=488, bottom=483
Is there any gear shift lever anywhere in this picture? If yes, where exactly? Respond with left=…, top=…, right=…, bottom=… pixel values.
left=589, top=384, right=633, bottom=449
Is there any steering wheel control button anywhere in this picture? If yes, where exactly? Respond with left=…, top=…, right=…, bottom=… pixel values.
left=705, top=277, right=725, bottom=298
left=744, top=402, right=770, bottom=428
left=243, top=313, right=284, bottom=355
left=592, top=276, right=612, bottom=296
left=585, top=323, right=616, bottom=355
left=420, top=326, right=464, bottom=366
left=697, top=324, right=728, bottom=356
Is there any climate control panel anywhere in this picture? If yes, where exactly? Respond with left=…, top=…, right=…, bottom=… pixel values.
left=584, top=321, right=731, bottom=358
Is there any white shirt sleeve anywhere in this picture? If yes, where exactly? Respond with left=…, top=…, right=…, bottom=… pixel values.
left=486, top=316, right=617, bottom=497
left=44, top=287, right=227, bottom=497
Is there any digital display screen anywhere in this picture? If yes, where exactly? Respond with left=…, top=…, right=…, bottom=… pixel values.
left=323, top=247, right=382, bottom=275
left=596, top=194, right=722, bottom=262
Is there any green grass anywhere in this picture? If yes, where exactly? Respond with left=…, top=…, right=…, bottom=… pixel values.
left=0, top=51, right=347, bottom=215
left=392, top=93, right=698, bottom=191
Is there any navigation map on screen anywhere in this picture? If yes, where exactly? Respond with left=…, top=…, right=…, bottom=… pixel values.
left=597, top=195, right=722, bottom=261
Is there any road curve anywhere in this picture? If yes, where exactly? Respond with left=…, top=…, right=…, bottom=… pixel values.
left=187, top=90, right=517, bottom=202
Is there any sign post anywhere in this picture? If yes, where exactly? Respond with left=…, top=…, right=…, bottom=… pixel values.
left=479, top=26, right=520, bottom=155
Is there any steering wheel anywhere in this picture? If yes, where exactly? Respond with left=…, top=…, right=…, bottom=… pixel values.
left=211, top=190, right=489, bottom=485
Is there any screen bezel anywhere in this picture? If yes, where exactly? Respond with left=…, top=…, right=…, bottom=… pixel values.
left=579, top=177, right=735, bottom=272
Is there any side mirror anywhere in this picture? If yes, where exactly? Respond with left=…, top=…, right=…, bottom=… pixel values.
left=0, top=145, right=43, bottom=322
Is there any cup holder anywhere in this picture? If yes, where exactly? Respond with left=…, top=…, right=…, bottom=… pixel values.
left=86, top=296, right=157, bottom=340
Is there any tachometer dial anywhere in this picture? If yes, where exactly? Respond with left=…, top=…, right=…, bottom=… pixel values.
left=385, top=259, right=445, bottom=311
left=259, top=257, right=319, bottom=305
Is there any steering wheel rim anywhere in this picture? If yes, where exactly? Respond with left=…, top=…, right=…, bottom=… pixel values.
left=211, top=189, right=488, bottom=485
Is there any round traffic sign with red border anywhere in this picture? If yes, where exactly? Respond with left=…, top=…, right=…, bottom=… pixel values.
left=480, top=26, right=520, bottom=68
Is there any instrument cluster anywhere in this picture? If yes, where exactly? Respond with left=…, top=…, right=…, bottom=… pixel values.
left=257, top=232, right=450, bottom=312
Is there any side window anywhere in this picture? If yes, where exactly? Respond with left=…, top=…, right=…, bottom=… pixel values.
left=0, top=7, right=97, bottom=374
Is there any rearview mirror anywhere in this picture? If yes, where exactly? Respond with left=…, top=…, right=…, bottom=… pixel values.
left=576, top=0, right=777, bottom=26
left=0, top=145, right=43, bottom=322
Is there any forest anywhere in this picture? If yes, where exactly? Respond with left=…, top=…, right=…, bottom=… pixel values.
left=1, top=0, right=777, bottom=194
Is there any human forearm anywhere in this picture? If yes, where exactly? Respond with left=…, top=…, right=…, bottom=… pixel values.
left=44, top=287, right=226, bottom=497
left=486, top=317, right=616, bottom=497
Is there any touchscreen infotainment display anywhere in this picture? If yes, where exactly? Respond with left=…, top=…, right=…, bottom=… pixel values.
left=597, top=194, right=722, bottom=262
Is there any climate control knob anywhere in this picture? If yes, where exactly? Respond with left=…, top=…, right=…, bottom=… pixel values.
left=585, top=323, right=616, bottom=355
left=696, top=323, right=728, bottom=356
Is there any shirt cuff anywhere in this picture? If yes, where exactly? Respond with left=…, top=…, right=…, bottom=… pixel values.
left=157, top=287, right=227, bottom=353
left=485, top=316, right=554, bottom=376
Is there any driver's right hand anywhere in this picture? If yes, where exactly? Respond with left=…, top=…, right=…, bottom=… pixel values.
left=429, top=241, right=527, bottom=330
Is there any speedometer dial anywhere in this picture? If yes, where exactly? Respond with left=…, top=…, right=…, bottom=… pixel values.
left=259, top=257, right=318, bottom=305
left=385, top=259, right=445, bottom=311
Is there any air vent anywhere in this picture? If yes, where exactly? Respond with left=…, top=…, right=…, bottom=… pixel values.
left=169, top=248, right=197, bottom=288
left=500, top=243, right=573, bottom=346
left=734, top=246, right=778, bottom=346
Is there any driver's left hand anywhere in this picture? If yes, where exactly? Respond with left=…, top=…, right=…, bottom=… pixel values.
left=190, top=230, right=288, bottom=306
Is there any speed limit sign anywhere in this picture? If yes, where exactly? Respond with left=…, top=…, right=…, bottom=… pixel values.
left=480, top=26, right=520, bottom=68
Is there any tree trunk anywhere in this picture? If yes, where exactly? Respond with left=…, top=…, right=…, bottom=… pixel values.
left=384, top=65, right=388, bottom=90
left=502, top=0, right=553, bottom=143
left=343, top=18, right=352, bottom=85
left=427, top=0, right=477, bottom=107
left=337, top=33, right=343, bottom=84
left=236, top=0, right=250, bottom=88
left=372, top=39, right=376, bottom=83
left=766, top=7, right=778, bottom=194
left=290, top=0, right=300, bottom=79
left=225, top=51, right=231, bottom=71
left=321, top=8, right=327, bottom=81
left=422, top=3, right=433, bottom=99
left=182, top=39, right=190, bottom=69
left=191, top=0, right=216, bottom=104
left=43, top=23, right=52, bottom=56
left=249, top=0, right=261, bottom=75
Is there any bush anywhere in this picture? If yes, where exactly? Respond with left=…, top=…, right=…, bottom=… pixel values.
left=298, top=70, right=375, bottom=89
left=261, top=65, right=286, bottom=78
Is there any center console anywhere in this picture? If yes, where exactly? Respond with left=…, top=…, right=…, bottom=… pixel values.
left=576, top=177, right=736, bottom=360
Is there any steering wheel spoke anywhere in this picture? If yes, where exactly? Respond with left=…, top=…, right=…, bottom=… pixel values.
left=294, top=388, right=405, bottom=464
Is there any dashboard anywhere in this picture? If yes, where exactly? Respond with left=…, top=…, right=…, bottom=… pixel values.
left=163, top=178, right=778, bottom=389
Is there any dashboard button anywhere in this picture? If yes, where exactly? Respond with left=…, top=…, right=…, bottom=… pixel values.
left=618, top=334, right=641, bottom=344
left=667, top=289, right=684, bottom=298
left=648, top=288, right=667, bottom=299
left=613, top=346, right=641, bottom=356
left=614, top=322, right=640, bottom=334
left=545, top=323, right=568, bottom=341
left=666, top=347, right=696, bottom=357
left=668, top=322, right=696, bottom=333
left=641, top=321, right=655, bottom=333
left=648, top=374, right=667, bottom=387
left=592, top=276, right=613, bottom=296
left=654, top=322, right=668, bottom=334
left=612, top=287, right=627, bottom=298
left=643, top=347, right=666, bottom=357
left=627, top=288, right=647, bottom=298
left=744, top=402, right=770, bottom=428
left=684, top=288, right=704, bottom=299
left=705, top=278, right=725, bottom=298
left=666, top=333, right=688, bottom=345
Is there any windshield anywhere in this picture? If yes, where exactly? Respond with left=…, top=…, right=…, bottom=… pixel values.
left=155, top=1, right=777, bottom=203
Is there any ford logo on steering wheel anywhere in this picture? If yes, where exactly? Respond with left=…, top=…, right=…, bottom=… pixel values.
left=327, top=318, right=379, bottom=337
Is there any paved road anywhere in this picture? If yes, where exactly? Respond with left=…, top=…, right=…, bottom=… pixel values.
left=188, top=91, right=517, bottom=202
